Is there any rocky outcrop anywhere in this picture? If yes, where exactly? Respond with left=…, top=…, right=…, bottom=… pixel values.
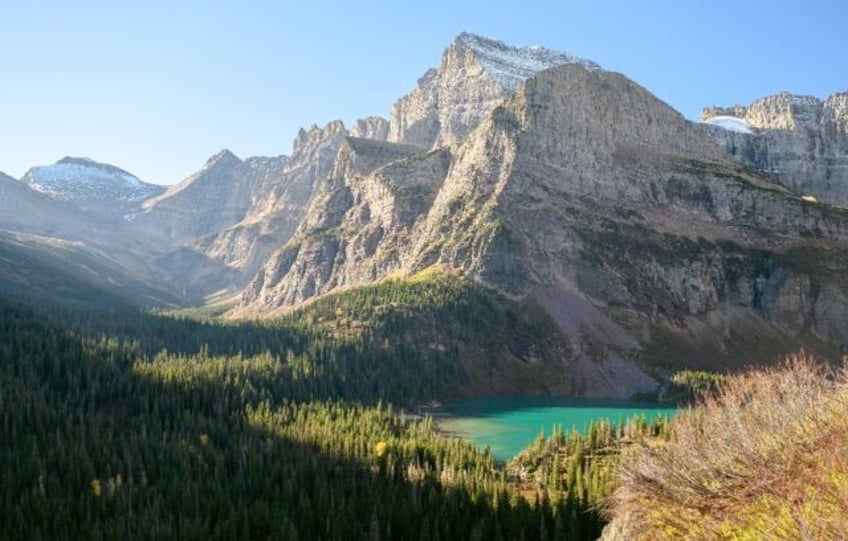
left=387, top=32, right=597, bottom=149
left=241, top=137, right=446, bottom=310
left=350, top=116, right=389, bottom=140
left=702, top=91, right=848, bottom=207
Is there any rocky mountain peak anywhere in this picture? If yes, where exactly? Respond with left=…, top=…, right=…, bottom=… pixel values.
left=703, top=92, right=823, bottom=131
left=57, top=156, right=105, bottom=167
left=386, top=32, right=598, bottom=150
left=823, top=92, right=848, bottom=135
left=745, top=92, right=822, bottom=131
left=203, top=149, right=242, bottom=169
left=285, top=121, right=349, bottom=179
left=453, top=32, right=599, bottom=91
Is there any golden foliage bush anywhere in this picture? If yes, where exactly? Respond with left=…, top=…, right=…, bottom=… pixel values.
left=605, top=352, right=848, bottom=540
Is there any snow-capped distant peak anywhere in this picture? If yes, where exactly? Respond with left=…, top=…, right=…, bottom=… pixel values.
left=21, top=156, right=164, bottom=209
left=455, top=32, right=600, bottom=90
left=703, top=115, right=755, bottom=134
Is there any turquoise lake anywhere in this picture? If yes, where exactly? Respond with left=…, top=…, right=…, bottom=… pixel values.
left=436, top=396, right=677, bottom=462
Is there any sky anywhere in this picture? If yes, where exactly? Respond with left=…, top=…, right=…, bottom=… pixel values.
left=2, top=0, right=846, bottom=185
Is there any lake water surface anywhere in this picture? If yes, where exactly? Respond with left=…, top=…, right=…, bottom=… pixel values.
left=436, top=396, right=677, bottom=461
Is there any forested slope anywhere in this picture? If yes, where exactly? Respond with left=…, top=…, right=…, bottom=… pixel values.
left=1, top=271, right=663, bottom=540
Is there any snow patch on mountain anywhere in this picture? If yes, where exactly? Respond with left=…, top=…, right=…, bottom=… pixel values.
left=703, top=115, right=755, bottom=134
left=22, top=157, right=164, bottom=207
left=457, top=32, right=600, bottom=90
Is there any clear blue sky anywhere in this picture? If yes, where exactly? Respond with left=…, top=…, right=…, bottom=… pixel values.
left=2, top=0, right=846, bottom=185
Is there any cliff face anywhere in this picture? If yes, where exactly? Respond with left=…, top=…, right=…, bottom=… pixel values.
left=703, top=91, right=848, bottom=207
left=197, top=121, right=347, bottom=273
left=400, top=65, right=848, bottom=394
left=137, top=150, right=256, bottom=245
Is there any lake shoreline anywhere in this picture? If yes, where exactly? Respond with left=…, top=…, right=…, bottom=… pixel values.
left=431, top=395, right=679, bottom=461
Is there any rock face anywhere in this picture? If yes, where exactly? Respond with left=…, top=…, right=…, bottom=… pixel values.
left=387, top=32, right=598, bottom=149
left=135, top=151, right=290, bottom=299
left=196, top=123, right=346, bottom=290
left=20, top=157, right=164, bottom=216
left=702, top=91, right=848, bottom=206
left=400, top=64, right=848, bottom=394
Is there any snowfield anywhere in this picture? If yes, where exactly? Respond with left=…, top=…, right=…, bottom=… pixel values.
left=22, top=157, right=163, bottom=206
left=703, top=115, right=755, bottom=134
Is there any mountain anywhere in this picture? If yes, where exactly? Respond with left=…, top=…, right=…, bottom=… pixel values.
left=350, top=116, right=390, bottom=140
left=240, top=136, right=442, bottom=310
left=4, top=32, right=848, bottom=398
left=0, top=169, right=130, bottom=241
left=185, top=123, right=347, bottom=296
left=2, top=169, right=187, bottom=305
left=702, top=91, right=848, bottom=206
left=387, top=32, right=598, bottom=149
left=20, top=156, right=164, bottom=214
left=242, top=57, right=848, bottom=396
left=137, top=150, right=262, bottom=244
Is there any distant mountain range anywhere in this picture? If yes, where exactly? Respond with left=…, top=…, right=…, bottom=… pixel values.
left=2, top=32, right=847, bottom=396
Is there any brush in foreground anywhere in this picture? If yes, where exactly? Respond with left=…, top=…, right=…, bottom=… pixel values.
left=604, top=352, right=848, bottom=539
